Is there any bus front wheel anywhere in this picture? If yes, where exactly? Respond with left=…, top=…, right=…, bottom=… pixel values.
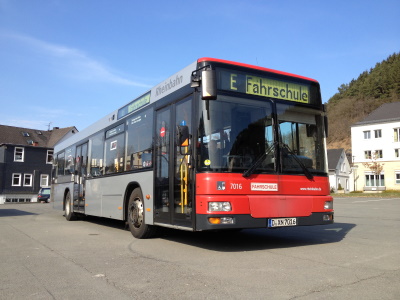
left=65, top=191, right=77, bottom=221
left=127, top=188, right=156, bottom=239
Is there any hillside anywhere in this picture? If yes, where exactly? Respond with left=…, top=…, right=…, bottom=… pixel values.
left=326, top=52, right=400, bottom=152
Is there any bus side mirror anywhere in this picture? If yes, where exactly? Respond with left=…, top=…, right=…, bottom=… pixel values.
left=201, top=69, right=217, bottom=100
left=321, top=104, right=328, bottom=138
left=306, top=124, right=317, bottom=137
left=324, top=116, right=328, bottom=138
left=176, top=125, right=189, bottom=147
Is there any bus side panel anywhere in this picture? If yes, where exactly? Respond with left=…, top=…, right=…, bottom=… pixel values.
left=85, top=179, right=103, bottom=217
left=85, top=171, right=154, bottom=222
left=52, top=182, right=74, bottom=211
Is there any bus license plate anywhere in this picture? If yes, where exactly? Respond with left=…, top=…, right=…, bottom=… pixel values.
left=268, top=218, right=297, bottom=228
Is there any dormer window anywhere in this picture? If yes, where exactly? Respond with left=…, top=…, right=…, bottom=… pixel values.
left=27, top=140, right=34, bottom=145
left=22, top=132, right=30, bottom=137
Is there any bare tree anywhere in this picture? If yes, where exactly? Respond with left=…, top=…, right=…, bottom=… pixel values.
left=362, top=151, right=384, bottom=175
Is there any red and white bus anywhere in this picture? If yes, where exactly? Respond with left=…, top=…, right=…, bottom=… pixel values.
left=52, top=58, right=333, bottom=238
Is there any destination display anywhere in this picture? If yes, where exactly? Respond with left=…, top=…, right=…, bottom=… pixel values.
left=218, top=70, right=310, bottom=103
left=106, top=123, right=125, bottom=139
left=117, top=92, right=151, bottom=120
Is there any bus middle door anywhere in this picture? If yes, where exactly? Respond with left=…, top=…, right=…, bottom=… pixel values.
left=74, top=142, right=88, bottom=213
left=154, top=97, right=193, bottom=229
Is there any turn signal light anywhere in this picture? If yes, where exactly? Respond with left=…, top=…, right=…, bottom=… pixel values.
left=208, top=217, right=235, bottom=224
left=208, top=218, right=221, bottom=224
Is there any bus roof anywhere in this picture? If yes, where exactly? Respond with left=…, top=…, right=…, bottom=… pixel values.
left=55, top=58, right=318, bottom=152
left=198, top=57, right=318, bottom=83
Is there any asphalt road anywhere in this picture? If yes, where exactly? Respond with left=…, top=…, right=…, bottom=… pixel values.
left=0, top=197, right=399, bottom=300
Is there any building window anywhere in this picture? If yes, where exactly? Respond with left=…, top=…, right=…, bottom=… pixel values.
left=395, top=172, right=400, bottom=184
left=375, top=150, right=383, bottom=159
left=40, top=174, right=49, bottom=187
left=374, top=129, right=382, bottom=138
left=23, top=174, right=33, bottom=186
left=364, top=150, right=372, bottom=159
left=394, top=128, right=400, bottom=142
left=14, top=147, right=24, bottom=162
left=363, top=131, right=371, bottom=139
left=395, top=149, right=400, bottom=158
left=365, top=173, right=385, bottom=187
left=47, top=150, right=54, bottom=164
left=12, top=173, right=22, bottom=186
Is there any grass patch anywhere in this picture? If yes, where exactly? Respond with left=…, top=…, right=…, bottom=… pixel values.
left=331, top=190, right=400, bottom=198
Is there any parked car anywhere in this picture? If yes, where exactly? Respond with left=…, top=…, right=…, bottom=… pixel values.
left=37, top=188, right=51, bottom=203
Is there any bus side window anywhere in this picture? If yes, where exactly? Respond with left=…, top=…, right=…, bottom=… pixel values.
left=90, top=132, right=104, bottom=177
left=57, top=152, right=65, bottom=176
left=126, top=108, right=153, bottom=171
left=65, top=147, right=76, bottom=175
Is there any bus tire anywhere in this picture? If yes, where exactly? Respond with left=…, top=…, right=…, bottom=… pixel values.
left=127, top=188, right=156, bottom=239
left=65, top=191, right=77, bottom=221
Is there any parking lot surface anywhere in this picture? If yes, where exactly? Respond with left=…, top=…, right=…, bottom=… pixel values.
left=0, top=197, right=399, bottom=299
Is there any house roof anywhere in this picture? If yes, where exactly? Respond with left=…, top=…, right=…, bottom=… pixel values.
left=353, top=102, right=400, bottom=126
left=327, top=148, right=344, bottom=170
left=0, top=125, right=77, bottom=148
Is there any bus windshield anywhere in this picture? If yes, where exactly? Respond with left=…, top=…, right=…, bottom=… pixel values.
left=277, top=103, right=327, bottom=176
left=197, top=96, right=274, bottom=173
left=197, top=96, right=327, bottom=176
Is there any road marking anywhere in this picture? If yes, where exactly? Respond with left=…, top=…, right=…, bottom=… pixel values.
left=352, top=198, right=398, bottom=203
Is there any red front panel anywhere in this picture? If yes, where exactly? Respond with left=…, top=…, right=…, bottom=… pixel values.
left=195, top=173, right=332, bottom=218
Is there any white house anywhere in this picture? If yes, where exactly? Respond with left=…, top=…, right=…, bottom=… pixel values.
left=351, top=102, right=400, bottom=191
left=327, top=148, right=352, bottom=193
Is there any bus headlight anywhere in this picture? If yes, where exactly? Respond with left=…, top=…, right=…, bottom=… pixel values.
left=208, top=202, right=232, bottom=212
left=324, top=201, right=333, bottom=210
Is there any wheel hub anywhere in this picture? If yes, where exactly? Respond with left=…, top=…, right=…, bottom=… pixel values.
left=130, top=198, right=143, bottom=228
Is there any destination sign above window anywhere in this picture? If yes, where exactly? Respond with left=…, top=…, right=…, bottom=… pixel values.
left=106, top=123, right=125, bottom=139
left=218, top=70, right=310, bottom=104
left=117, top=92, right=151, bottom=120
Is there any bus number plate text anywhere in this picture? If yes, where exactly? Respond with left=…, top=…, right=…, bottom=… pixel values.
left=268, top=218, right=297, bottom=228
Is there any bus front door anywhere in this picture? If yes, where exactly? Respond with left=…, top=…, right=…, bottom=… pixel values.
left=154, top=98, right=193, bottom=229
left=73, top=142, right=88, bottom=213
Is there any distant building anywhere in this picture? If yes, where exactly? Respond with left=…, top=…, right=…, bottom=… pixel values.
left=351, top=102, right=400, bottom=191
left=327, top=148, right=351, bottom=192
left=0, top=125, right=77, bottom=204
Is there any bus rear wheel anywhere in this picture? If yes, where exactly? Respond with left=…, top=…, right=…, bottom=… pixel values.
left=127, top=188, right=156, bottom=239
left=65, top=191, right=77, bottom=221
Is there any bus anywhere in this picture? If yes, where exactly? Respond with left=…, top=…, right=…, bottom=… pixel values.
left=52, top=57, right=333, bottom=239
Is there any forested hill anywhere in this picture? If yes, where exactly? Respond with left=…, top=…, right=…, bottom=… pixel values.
left=326, top=52, right=400, bottom=152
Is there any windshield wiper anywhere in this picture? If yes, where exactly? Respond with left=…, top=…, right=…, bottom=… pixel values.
left=280, top=143, right=314, bottom=180
left=243, top=142, right=277, bottom=178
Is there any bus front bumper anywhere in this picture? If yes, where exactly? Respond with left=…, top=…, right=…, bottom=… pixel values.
left=195, top=212, right=334, bottom=231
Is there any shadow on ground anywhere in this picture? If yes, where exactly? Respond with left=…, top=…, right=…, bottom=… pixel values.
left=80, top=215, right=354, bottom=252
left=0, top=209, right=37, bottom=217
left=158, top=222, right=355, bottom=252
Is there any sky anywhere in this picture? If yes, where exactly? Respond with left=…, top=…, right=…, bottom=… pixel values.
left=1, top=0, right=399, bottom=132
